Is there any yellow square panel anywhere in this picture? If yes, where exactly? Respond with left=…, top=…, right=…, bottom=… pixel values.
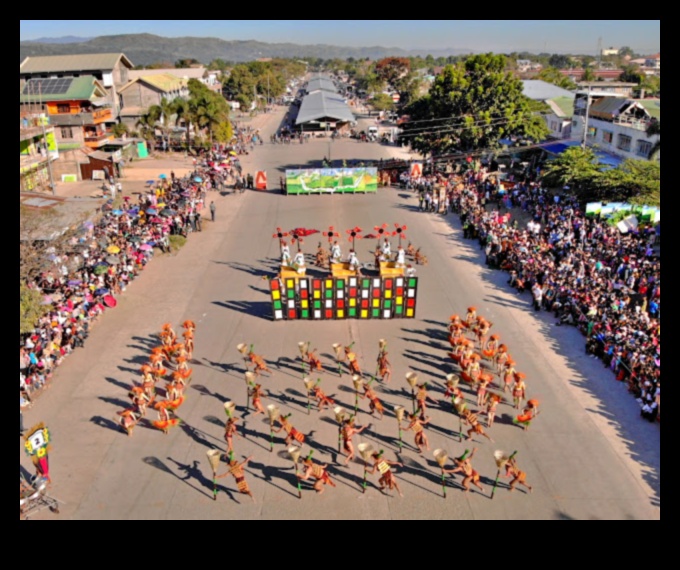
left=384, top=290, right=392, bottom=298
left=325, top=279, right=333, bottom=288
left=313, top=290, right=321, bottom=299
left=337, top=309, right=344, bottom=318
left=349, top=298, right=357, bottom=307
left=406, top=308, right=414, bottom=317
left=396, top=297, right=403, bottom=305
left=272, top=290, right=281, bottom=300
left=372, top=299, right=380, bottom=308
left=361, top=309, right=368, bottom=318
left=301, top=300, right=309, bottom=308
left=286, top=279, right=295, bottom=288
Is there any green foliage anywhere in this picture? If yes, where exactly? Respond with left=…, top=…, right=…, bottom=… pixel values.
left=537, top=67, right=577, bottom=90
left=168, top=234, right=186, bottom=252
left=646, top=120, right=660, bottom=158
left=370, top=93, right=395, bottom=113
left=541, top=146, right=603, bottom=192
left=599, top=159, right=660, bottom=206
left=20, top=282, right=47, bottom=334
left=402, top=54, right=549, bottom=156
left=175, top=58, right=200, bottom=68
left=375, top=57, right=411, bottom=90
left=548, top=54, right=572, bottom=69
left=111, top=122, right=129, bottom=138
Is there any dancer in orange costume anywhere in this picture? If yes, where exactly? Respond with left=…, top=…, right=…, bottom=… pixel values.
left=476, top=318, right=492, bottom=348
left=512, top=372, right=527, bottom=409
left=217, top=456, right=255, bottom=501
left=405, top=413, right=431, bottom=454
left=128, top=386, right=151, bottom=416
left=313, top=384, right=335, bottom=410
left=274, top=413, right=305, bottom=446
left=416, top=384, right=436, bottom=420
left=444, top=377, right=463, bottom=403
left=249, top=383, right=266, bottom=415
left=298, top=454, right=336, bottom=494
left=341, top=416, right=368, bottom=465
left=485, top=393, right=501, bottom=428
left=477, top=376, right=491, bottom=407
left=306, top=349, right=323, bottom=372
left=448, top=314, right=463, bottom=333
left=464, top=306, right=477, bottom=329
left=494, top=345, right=509, bottom=374
left=370, top=451, right=404, bottom=497
left=224, top=416, right=241, bottom=458
left=117, top=406, right=142, bottom=436
left=505, top=455, right=533, bottom=493
left=182, top=330, right=194, bottom=359
left=152, top=401, right=180, bottom=434
left=443, top=448, right=484, bottom=493
left=160, top=322, right=176, bottom=345
left=376, top=351, right=392, bottom=383
left=482, top=334, right=500, bottom=359
left=462, top=409, right=494, bottom=443
left=344, top=345, right=361, bottom=376
left=502, top=359, right=517, bottom=392
left=176, top=355, right=193, bottom=381
left=362, top=383, right=385, bottom=419
left=464, top=353, right=483, bottom=384
left=182, top=320, right=196, bottom=334
left=514, top=399, right=539, bottom=431
left=248, top=348, right=271, bottom=377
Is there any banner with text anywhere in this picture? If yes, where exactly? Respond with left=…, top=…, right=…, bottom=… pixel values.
left=285, top=167, right=378, bottom=195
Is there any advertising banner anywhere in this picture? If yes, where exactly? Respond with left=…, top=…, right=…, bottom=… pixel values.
left=285, top=167, right=377, bottom=194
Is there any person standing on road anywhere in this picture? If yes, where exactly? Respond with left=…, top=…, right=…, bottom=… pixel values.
left=210, top=201, right=216, bottom=222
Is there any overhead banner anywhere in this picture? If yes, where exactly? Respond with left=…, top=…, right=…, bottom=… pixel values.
left=285, top=167, right=377, bottom=195
left=409, top=162, right=423, bottom=178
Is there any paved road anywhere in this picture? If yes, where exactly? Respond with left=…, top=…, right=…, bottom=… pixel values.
left=22, top=107, right=659, bottom=520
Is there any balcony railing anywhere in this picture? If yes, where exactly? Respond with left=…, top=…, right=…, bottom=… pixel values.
left=613, top=116, right=652, bottom=131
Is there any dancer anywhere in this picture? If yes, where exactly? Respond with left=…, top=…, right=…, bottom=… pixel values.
left=381, top=237, right=392, bottom=258
left=506, top=455, right=533, bottom=493
left=344, top=344, right=361, bottom=376
left=224, top=415, right=241, bottom=458
left=444, top=448, right=485, bottom=493
left=462, top=409, right=494, bottom=443
left=514, top=399, right=539, bottom=431
left=502, top=359, right=517, bottom=393
left=152, top=401, right=180, bottom=434
left=218, top=456, right=255, bottom=501
left=395, top=245, right=406, bottom=268
left=512, top=373, right=527, bottom=409
left=370, top=451, right=404, bottom=497
left=248, top=347, right=271, bottom=377
left=315, top=242, right=329, bottom=268
left=249, top=383, right=266, bottom=415
left=495, top=345, right=510, bottom=375
left=362, top=383, right=385, bottom=419
left=281, top=240, right=291, bottom=266
left=482, top=334, right=500, bottom=359
left=305, top=349, right=323, bottom=372
left=117, top=406, right=142, bottom=436
left=477, top=377, right=491, bottom=407
left=274, top=413, right=305, bottom=446
left=485, top=394, right=501, bottom=428
left=182, top=329, right=194, bottom=359
left=330, top=240, right=342, bottom=264
left=341, top=416, right=368, bottom=465
left=464, top=306, right=477, bottom=328
left=313, top=384, right=335, bottom=411
left=404, top=413, right=431, bottom=453
left=376, top=350, right=392, bottom=383
left=416, top=384, right=437, bottom=420
left=348, top=249, right=363, bottom=276
left=298, top=455, right=336, bottom=494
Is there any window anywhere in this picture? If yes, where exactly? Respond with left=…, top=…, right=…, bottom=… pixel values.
left=60, top=126, right=73, bottom=139
left=636, top=140, right=653, bottom=158
left=57, top=104, right=70, bottom=114
left=617, top=134, right=632, bottom=152
left=587, top=126, right=597, bottom=138
left=602, top=131, right=613, bottom=144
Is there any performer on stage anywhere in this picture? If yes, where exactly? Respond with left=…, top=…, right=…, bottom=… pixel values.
left=381, top=237, right=391, bottom=258
left=218, top=456, right=255, bottom=501
left=281, top=240, right=292, bottom=266
left=462, top=409, right=494, bottom=442
left=331, top=240, right=342, bottom=264
left=298, top=455, right=336, bottom=494
left=505, top=455, right=533, bottom=493
left=348, top=249, right=363, bottom=276
left=395, top=245, right=406, bottom=268
left=514, top=399, right=539, bottom=431
left=344, top=344, right=361, bottom=376
left=313, top=384, right=335, bottom=410
left=341, top=416, right=368, bottom=465
left=370, top=451, right=404, bottom=497
left=249, top=383, right=266, bottom=415
left=405, top=413, right=431, bottom=454
left=274, top=413, right=305, bottom=446
left=362, top=383, right=385, bottom=419
left=315, top=242, right=329, bottom=268
left=377, top=350, right=392, bottom=383
left=443, top=447, right=485, bottom=493
left=292, top=250, right=306, bottom=274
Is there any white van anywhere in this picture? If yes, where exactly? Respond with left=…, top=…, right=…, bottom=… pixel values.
left=367, top=126, right=379, bottom=140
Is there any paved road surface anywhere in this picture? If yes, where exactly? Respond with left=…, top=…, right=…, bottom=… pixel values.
left=22, top=106, right=659, bottom=519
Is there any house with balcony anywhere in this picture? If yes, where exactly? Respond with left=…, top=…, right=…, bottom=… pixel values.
left=20, top=53, right=133, bottom=118
left=20, top=76, right=114, bottom=151
left=118, top=74, right=190, bottom=128
left=521, top=80, right=575, bottom=140
left=571, top=93, right=660, bottom=162
left=20, top=112, right=57, bottom=192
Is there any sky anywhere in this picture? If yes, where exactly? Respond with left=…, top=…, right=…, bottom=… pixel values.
left=20, top=20, right=660, bottom=54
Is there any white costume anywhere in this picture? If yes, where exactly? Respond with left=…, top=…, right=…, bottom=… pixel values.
left=293, top=252, right=306, bottom=274
left=381, top=239, right=391, bottom=257
left=281, top=244, right=291, bottom=265
left=395, top=247, right=406, bottom=267
left=331, top=243, right=342, bottom=263
left=348, top=250, right=361, bottom=272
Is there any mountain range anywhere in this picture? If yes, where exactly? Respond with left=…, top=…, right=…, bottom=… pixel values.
left=19, top=33, right=475, bottom=65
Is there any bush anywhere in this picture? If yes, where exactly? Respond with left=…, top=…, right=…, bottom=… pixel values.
left=168, top=234, right=186, bottom=252
left=20, top=282, right=48, bottom=334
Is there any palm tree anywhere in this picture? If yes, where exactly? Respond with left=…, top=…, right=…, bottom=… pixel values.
left=646, top=120, right=660, bottom=159
left=136, top=106, right=160, bottom=151
left=146, top=97, right=177, bottom=151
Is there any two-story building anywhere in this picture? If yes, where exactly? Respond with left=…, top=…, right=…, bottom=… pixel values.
left=571, top=92, right=660, bottom=162
left=20, top=112, right=57, bottom=192
left=522, top=80, right=575, bottom=140
left=576, top=81, right=637, bottom=97
left=118, top=74, right=190, bottom=128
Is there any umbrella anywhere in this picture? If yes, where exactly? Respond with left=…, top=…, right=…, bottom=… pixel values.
left=67, top=279, right=82, bottom=287
left=363, top=233, right=378, bottom=239
left=157, top=202, right=166, bottom=208
left=103, top=294, right=117, bottom=308
left=106, top=245, right=120, bottom=254
left=112, top=209, right=124, bottom=216
left=146, top=180, right=155, bottom=185
left=95, top=288, right=109, bottom=296
left=194, top=176, right=203, bottom=183
left=159, top=174, right=167, bottom=179
left=160, top=209, right=177, bottom=217
left=139, top=244, right=153, bottom=251
left=146, top=209, right=157, bottom=215
left=229, top=151, right=237, bottom=156
left=291, top=228, right=320, bottom=237
left=106, top=255, right=120, bottom=265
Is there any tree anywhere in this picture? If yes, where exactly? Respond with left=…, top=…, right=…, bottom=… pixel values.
left=111, top=122, right=129, bottom=138
left=581, top=66, right=596, bottom=82
left=402, top=54, right=549, bottom=157
left=548, top=54, right=571, bottom=69
left=619, top=46, right=635, bottom=58
left=370, top=93, right=395, bottom=114
left=20, top=282, right=47, bottom=334
left=175, top=58, right=200, bottom=69
left=540, top=146, right=603, bottom=195
left=619, top=65, right=645, bottom=84
left=375, top=57, right=411, bottom=91
left=146, top=97, right=178, bottom=150
left=599, top=159, right=660, bottom=205
left=646, top=119, right=660, bottom=159
left=538, top=67, right=577, bottom=90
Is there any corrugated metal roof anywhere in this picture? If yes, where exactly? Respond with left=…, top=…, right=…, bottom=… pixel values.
left=128, top=68, right=206, bottom=80
left=20, top=53, right=133, bottom=73
left=296, top=90, right=354, bottom=125
left=119, top=74, right=187, bottom=94
left=636, top=99, right=660, bottom=120
left=305, top=77, right=337, bottom=94
left=590, top=97, right=629, bottom=117
left=546, top=96, right=574, bottom=118
left=19, top=75, right=107, bottom=102
left=522, top=80, right=574, bottom=101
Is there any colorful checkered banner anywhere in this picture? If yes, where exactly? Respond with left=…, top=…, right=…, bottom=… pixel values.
left=269, top=276, right=418, bottom=321
left=285, top=167, right=378, bottom=194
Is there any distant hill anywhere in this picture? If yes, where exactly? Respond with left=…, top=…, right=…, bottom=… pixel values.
left=19, top=33, right=475, bottom=65
left=24, top=36, right=93, bottom=44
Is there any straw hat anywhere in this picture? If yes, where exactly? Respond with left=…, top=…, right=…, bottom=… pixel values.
left=467, top=306, right=476, bottom=312
left=490, top=334, right=500, bottom=340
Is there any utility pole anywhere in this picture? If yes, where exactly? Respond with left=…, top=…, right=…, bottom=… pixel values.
left=581, top=85, right=592, bottom=150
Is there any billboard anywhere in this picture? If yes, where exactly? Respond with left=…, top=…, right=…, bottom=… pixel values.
left=285, top=167, right=377, bottom=195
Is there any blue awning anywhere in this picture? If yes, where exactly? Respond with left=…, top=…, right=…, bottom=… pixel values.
left=542, top=140, right=624, bottom=169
